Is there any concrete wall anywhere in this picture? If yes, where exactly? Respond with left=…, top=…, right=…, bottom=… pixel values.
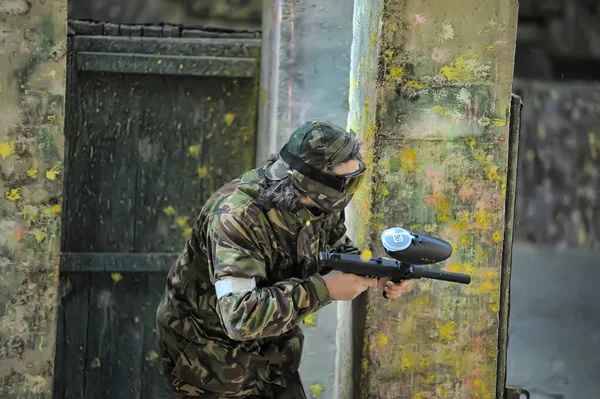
left=0, top=0, right=67, bottom=396
left=256, top=0, right=354, bottom=163
left=257, top=2, right=355, bottom=397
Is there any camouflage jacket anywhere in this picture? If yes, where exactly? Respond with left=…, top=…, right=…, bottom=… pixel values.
left=156, top=165, right=359, bottom=397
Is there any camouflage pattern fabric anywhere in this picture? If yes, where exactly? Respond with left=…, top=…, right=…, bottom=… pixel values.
left=265, top=119, right=360, bottom=180
left=156, top=163, right=360, bottom=397
left=170, top=371, right=306, bottom=399
left=265, top=120, right=364, bottom=213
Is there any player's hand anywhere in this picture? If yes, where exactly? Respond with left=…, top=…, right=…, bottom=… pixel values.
left=322, top=271, right=377, bottom=301
left=376, top=278, right=416, bottom=299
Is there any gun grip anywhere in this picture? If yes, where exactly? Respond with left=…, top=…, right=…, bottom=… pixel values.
left=383, top=277, right=403, bottom=299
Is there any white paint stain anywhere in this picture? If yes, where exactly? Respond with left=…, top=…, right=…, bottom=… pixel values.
left=414, top=14, right=427, bottom=25
left=440, top=19, right=455, bottom=43
left=456, top=88, right=472, bottom=105
left=432, top=48, right=451, bottom=63
left=0, top=0, right=30, bottom=16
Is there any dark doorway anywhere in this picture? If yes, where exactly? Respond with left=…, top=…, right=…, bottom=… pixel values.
left=53, top=20, right=261, bottom=398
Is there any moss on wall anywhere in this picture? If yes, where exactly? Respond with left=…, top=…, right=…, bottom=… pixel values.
left=0, top=0, right=66, bottom=396
left=341, top=0, right=518, bottom=397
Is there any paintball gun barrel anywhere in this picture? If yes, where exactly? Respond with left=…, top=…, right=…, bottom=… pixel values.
left=319, top=227, right=471, bottom=298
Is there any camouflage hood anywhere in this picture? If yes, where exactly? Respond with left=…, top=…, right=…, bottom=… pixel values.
left=265, top=120, right=366, bottom=213
left=265, top=120, right=360, bottom=179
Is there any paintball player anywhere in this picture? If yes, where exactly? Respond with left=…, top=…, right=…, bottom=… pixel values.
left=155, top=120, right=414, bottom=398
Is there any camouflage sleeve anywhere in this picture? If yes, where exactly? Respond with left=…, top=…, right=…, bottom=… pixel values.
left=332, top=234, right=361, bottom=254
left=330, top=211, right=361, bottom=254
left=206, top=212, right=332, bottom=341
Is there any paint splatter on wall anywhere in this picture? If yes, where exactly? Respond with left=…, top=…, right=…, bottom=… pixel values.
left=342, top=0, right=518, bottom=397
left=0, top=0, right=66, bottom=396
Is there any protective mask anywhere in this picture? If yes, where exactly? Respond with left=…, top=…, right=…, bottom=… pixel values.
left=305, top=192, right=354, bottom=213
left=291, top=174, right=356, bottom=214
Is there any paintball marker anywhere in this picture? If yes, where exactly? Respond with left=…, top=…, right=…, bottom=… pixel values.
left=319, top=227, right=471, bottom=298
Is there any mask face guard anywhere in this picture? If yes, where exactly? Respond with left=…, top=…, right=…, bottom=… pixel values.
left=280, top=144, right=366, bottom=195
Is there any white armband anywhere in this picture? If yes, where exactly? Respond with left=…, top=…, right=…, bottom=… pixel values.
left=215, top=277, right=257, bottom=299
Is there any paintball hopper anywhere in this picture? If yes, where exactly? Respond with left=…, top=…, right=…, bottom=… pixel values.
left=318, top=226, right=471, bottom=300
left=380, top=227, right=453, bottom=265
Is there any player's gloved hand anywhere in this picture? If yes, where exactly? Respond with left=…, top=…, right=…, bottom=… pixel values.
left=375, top=278, right=416, bottom=299
left=321, top=271, right=377, bottom=301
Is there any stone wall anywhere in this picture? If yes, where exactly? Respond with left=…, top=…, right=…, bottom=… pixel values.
left=0, top=0, right=67, bottom=396
left=513, top=0, right=600, bottom=251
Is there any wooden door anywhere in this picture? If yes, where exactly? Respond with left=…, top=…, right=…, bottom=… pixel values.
left=53, top=20, right=260, bottom=398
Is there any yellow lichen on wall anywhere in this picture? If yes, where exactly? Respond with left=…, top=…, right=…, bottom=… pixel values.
left=344, top=0, right=518, bottom=397
left=0, top=0, right=67, bottom=396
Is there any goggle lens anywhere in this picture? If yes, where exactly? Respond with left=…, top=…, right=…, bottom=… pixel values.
left=338, top=162, right=366, bottom=194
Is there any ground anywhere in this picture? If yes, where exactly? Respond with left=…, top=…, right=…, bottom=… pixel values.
left=506, top=242, right=600, bottom=399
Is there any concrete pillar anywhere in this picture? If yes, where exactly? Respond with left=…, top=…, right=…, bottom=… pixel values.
left=257, top=0, right=354, bottom=164
left=0, top=0, right=67, bottom=396
left=336, top=0, right=519, bottom=398
left=257, top=1, right=354, bottom=397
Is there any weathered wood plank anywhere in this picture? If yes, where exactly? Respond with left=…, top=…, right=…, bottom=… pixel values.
left=61, top=273, right=91, bottom=399
left=141, top=274, right=173, bottom=398
left=133, top=76, right=205, bottom=253
left=69, top=20, right=104, bottom=35
left=134, top=75, right=258, bottom=252
left=61, top=36, right=76, bottom=252
left=119, top=25, right=143, bottom=37
left=181, top=29, right=260, bottom=39
left=200, top=76, right=260, bottom=195
left=104, top=23, right=120, bottom=36
left=84, top=273, right=146, bottom=399
left=77, top=52, right=258, bottom=78
left=181, top=30, right=224, bottom=38
left=53, top=279, right=66, bottom=399
left=163, top=25, right=181, bottom=38
left=62, top=82, right=93, bottom=252
left=58, top=23, right=262, bottom=399
left=60, top=253, right=178, bottom=273
left=74, top=36, right=261, bottom=59
left=65, top=73, right=139, bottom=252
left=142, top=26, right=163, bottom=37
